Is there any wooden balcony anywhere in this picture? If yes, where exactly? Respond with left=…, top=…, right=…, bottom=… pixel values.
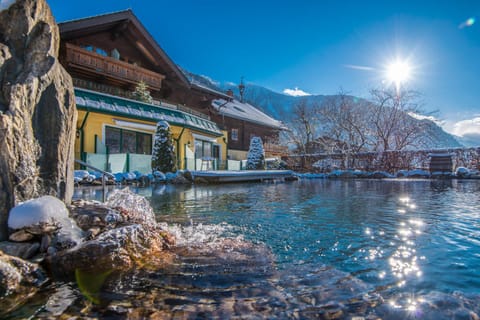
left=64, top=43, right=165, bottom=90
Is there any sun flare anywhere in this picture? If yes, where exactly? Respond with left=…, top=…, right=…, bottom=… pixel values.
left=386, top=60, right=412, bottom=88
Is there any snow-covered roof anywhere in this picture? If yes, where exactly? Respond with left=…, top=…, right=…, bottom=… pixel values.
left=212, top=99, right=286, bottom=130
left=75, top=88, right=222, bottom=136
left=190, top=81, right=232, bottom=99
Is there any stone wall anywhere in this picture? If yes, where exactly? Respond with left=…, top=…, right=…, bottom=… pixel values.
left=285, top=147, right=480, bottom=173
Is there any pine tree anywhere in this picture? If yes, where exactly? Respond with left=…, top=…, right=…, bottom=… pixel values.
left=151, top=121, right=177, bottom=173
left=246, top=136, right=265, bottom=170
left=133, top=81, right=153, bottom=104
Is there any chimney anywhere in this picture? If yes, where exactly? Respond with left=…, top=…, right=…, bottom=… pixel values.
left=226, top=89, right=234, bottom=97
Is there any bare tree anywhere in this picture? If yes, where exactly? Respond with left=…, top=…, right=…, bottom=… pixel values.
left=284, top=99, right=320, bottom=154
left=368, top=87, right=424, bottom=152
left=318, top=91, right=370, bottom=168
left=367, top=87, right=425, bottom=171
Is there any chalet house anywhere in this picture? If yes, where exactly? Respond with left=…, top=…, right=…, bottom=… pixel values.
left=185, top=78, right=287, bottom=160
left=58, top=9, right=286, bottom=172
left=58, top=10, right=227, bottom=172
left=209, top=90, right=287, bottom=160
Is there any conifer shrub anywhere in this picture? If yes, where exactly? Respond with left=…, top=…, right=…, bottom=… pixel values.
left=151, top=121, right=177, bottom=173
left=246, top=136, right=265, bottom=170
left=133, top=81, right=153, bottom=104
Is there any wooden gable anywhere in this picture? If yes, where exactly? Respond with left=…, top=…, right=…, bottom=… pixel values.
left=58, top=10, right=189, bottom=99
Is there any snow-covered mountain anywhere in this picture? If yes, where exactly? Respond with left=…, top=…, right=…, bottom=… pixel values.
left=185, top=71, right=463, bottom=149
left=454, top=133, right=480, bottom=148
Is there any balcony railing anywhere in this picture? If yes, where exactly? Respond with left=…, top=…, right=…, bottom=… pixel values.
left=65, top=43, right=165, bottom=90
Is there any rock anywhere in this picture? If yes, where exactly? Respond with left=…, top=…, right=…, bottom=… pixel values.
left=47, top=224, right=175, bottom=278
left=183, top=170, right=194, bottom=182
left=0, top=241, right=40, bottom=260
left=0, top=0, right=77, bottom=240
left=8, top=196, right=67, bottom=233
left=9, top=230, right=35, bottom=242
left=8, top=196, right=84, bottom=251
left=369, top=171, right=393, bottom=179
left=40, top=234, right=50, bottom=252
left=0, top=250, right=46, bottom=314
left=69, top=200, right=120, bottom=230
left=169, top=174, right=191, bottom=184
left=456, top=167, right=470, bottom=178
left=105, top=189, right=156, bottom=226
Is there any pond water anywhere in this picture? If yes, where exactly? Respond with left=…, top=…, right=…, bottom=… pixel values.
left=8, top=179, right=480, bottom=319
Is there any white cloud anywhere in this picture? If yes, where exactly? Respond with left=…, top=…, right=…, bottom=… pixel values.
left=454, top=118, right=480, bottom=135
left=451, top=117, right=480, bottom=137
left=343, top=64, right=375, bottom=71
left=408, top=112, right=445, bottom=126
left=283, top=87, right=311, bottom=97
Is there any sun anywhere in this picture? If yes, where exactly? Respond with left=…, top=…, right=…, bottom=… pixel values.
left=385, top=60, right=412, bottom=90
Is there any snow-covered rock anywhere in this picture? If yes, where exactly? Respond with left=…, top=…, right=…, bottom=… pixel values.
left=8, top=196, right=84, bottom=249
left=396, top=169, right=430, bottom=178
left=152, top=170, right=166, bottom=183
left=455, top=167, right=470, bottom=178
left=8, top=196, right=69, bottom=231
left=295, top=173, right=327, bottom=179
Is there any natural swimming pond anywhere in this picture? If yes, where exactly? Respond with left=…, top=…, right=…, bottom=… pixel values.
left=9, top=179, right=480, bottom=319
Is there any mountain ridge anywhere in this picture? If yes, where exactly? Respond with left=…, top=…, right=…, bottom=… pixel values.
left=184, top=71, right=464, bottom=149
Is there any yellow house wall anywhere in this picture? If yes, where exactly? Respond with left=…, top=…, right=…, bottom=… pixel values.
left=76, top=110, right=227, bottom=170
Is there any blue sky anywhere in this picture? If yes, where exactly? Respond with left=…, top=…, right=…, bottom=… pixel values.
left=47, top=0, right=479, bottom=136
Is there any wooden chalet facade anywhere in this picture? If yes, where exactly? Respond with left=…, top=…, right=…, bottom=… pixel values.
left=187, top=80, right=287, bottom=160
left=58, top=10, right=227, bottom=172
left=58, top=10, right=286, bottom=171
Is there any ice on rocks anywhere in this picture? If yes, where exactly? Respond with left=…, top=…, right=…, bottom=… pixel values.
left=105, top=189, right=156, bottom=226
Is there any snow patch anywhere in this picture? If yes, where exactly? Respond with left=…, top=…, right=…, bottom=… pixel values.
left=283, top=87, right=311, bottom=97
left=408, top=112, right=444, bottom=126
left=8, top=196, right=69, bottom=230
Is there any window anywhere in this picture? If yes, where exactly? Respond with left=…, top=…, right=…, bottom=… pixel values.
left=194, top=139, right=213, bottom=159
left=105, top=126, right=152, bottom=154
left=231, top=128, right=238, bottom=141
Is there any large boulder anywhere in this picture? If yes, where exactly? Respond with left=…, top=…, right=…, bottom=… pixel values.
left=0, top=0, right=77, bottom=240
left=47, top=224, right=175, bottom=278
